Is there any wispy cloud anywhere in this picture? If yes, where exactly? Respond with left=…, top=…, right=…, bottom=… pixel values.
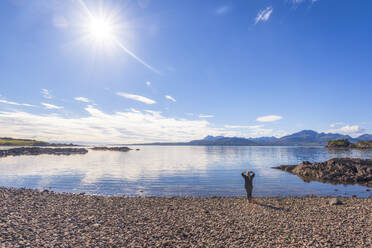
left=165, top=95, right=176, bottom=102
left=130, top=108, right=140, bottom=113
left=41, top=102, right=63, bottom=110
left=255, top=6, right=273, bottom=25
left=328, top=125, right=365, bottom=136
left=74, top=97, right=90, bottom=103
left=256, top=115, right=282, bottom=122
left=292, top=0, right=319, bottom=4
left=199, top=114, right=214, bottom=118
left=41, top=89, right=53, bottom=99
left=329, top=122, right=343, bottom=128
left=215, top=5, right=230, bottom=15
left=0, top=98, right=34, bottom=107
left=224, top=125, right=263, bottom=129
left=146, top=81, right=151, bottom=87
left=116, top=92, right=156, bottom=105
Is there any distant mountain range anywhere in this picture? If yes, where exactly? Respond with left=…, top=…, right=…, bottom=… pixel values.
left=133, top=130, right=372, bottom=146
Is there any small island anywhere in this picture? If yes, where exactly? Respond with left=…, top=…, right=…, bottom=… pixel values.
left=0, top=147, right=88, bottom=157
left=91, top=146, right=132, bottom=152
left=327, top=139, right=372, bottom=149
left=274, top=158, right=372, bottom=187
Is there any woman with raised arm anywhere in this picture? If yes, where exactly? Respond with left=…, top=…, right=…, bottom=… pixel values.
left=241, top=171, right=255, bottom=203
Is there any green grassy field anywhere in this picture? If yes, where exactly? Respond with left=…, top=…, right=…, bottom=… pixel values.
left=0, top=138, right=49, bottom=146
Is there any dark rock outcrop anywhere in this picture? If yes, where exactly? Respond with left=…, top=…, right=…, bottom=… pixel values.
left=91, top=147, right=132, bottom=152
left=0, top=147, right=88, bottom=157
left=274, top=158, right=372, bottom=187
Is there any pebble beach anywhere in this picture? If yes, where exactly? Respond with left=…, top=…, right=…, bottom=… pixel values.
left=0, top=187, right=371, bottom=247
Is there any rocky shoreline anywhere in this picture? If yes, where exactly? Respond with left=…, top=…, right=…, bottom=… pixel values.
left=0, top=146, right=135, bottom=157
left=0, top=187, right=370, bottom=247
left=274, top=158, right=372, bottom=187
left=91, top=146, right=132, bottom=152
left=0, top=147, right=88, bottom=157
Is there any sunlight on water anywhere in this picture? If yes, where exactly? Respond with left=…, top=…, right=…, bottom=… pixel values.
left=0, top=146, right=371, bottom=197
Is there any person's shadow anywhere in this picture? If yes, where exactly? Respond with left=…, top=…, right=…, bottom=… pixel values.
left=255, top=201, right=290, bottom=211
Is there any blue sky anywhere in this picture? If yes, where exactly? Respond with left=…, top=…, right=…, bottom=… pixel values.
left=0, top=0, right=371, bottom=143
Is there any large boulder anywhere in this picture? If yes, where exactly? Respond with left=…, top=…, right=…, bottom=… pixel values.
left=329, top=198, right=343, bottom=206
left=274, top=158, right=372, bottom=187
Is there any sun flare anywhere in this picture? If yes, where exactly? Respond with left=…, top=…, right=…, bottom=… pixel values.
left=83, top=14, right=118, bottom=49
left=88, top=16, right=115, bottom=44
left=77, top=0, right=159, bottom=73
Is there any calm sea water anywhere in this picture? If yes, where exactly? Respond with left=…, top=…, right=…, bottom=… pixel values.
left=0, top=146, right=371, bottom=197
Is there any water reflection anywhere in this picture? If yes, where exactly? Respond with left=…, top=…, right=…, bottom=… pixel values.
left=0, top=146, right=371, bottom=197
left=0, top=147, right=211, bottom=182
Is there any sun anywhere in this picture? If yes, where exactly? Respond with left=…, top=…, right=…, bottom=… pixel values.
left=84, top=14, right=118, bottom=49
left=88, top=16, right=115, bottom=43
left=77, top=0, right=159, bottom=73
left=78, top=0, right=122, bottom=51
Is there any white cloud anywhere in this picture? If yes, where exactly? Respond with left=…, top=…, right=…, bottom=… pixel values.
left=41, top=102, right=63, bottom=110
left=328, top=125, right=365, bottom=135
left=0, top=102, right=285, bottom=142
left=41, top=89, right=53, bottom=99
left=255, top=6, right=273, bottom=24
left=225, top=125, right=263, bottom=129
left=216, top=5, right=230, bottom=15
left=0, top=98, right=33, bottom=107
left=329, top=122, right=343, bottom=128
left=256, top=115, right=282, bottom=122
left=165, top=95, right=176, bottom=102
left=0, top=106, right=239, bottom=143
left=146, top=81, right=151, bottom=86
left=74, top=97, right=90, bottom=103
left=116, top=92, right=156, bottom=105
left=130, top=108, right=140, bottom=113
left=199, top=114, right=214, bottom=118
